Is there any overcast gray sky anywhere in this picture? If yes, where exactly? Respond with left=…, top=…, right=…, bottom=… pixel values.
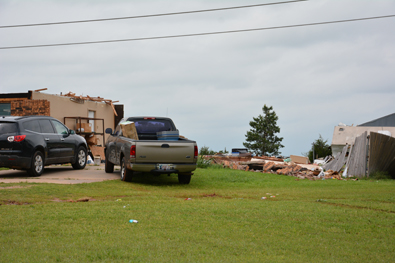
left=1, top=0, right=394, bottom=156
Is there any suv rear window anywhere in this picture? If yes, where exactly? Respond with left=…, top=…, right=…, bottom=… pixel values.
left=23, top=120, right=42, bottom=133
left=0, top=122, right=18, bottom=134
left=39, top=120, right=55, bottom=134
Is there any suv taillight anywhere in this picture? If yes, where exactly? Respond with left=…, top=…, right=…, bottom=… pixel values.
left=194, top=145, right=198, bottom=159
left=7, top=135, right=26, bottom=142
left=130, top=145, right=136, bottom=159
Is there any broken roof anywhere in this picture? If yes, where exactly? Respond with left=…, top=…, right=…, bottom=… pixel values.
left=358, top=113, right=395, bottom=127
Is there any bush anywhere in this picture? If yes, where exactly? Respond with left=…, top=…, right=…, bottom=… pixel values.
left=369, top=171, right=392, bottom=180
left=199, top=146, right=216, bottom=155
left=196, top=156, right=213, bottom=168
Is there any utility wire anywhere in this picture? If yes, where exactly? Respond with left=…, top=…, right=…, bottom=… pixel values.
left=0, top=15, right=394, bottom=50
left=0, top=0, right=307, bottom=28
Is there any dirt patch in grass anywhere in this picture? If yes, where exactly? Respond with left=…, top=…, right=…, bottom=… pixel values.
left=320, top=201, right=395, bottom=214
left=2, top=200, right=31, bottom=205
left=51, top=197, right=95, bottom=203
left=200, top=193, right=233, bottom=199
left=0, top=185, right=33, bottom=190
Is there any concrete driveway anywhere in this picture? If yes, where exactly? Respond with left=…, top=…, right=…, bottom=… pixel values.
left=0, top=164, right=121, bottom=184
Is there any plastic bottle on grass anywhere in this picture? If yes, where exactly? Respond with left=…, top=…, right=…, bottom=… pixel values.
left=129, top=219, right=138, bottom=223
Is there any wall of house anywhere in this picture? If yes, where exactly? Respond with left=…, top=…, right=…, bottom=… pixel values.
left=331, top=126, right=395, bottom=157
left=32, top=91, right=115, bottom=146
left=12, top=99, right=50, bottom=116
left=0, top=98, right=50, bottom=116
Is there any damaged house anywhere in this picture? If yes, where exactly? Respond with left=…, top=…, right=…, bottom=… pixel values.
left=328, top=113, right=395, bottom=177
left=331, top=113, right=395, bottom=157
left=0, top=89, right=124, bottom=159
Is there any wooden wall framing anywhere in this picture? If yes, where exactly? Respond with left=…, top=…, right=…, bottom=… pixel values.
left=347, top=131, right=368, bottom=178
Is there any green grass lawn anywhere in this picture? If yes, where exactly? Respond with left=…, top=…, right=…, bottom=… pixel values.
left=1, top=167, right=394, bottom=262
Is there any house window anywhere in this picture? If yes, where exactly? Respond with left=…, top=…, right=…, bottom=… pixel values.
left=0, top=103, right=11, bottom=116
left=339, top=128, right=344, bottom=131
left=89, top=110, right=95, bottom=132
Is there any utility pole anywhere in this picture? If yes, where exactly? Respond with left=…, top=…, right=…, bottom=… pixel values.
left=312, top=143, right=315, bottom=163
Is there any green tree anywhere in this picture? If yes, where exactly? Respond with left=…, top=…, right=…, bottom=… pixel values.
left=199, top=146, right=216, bottom=156
left=218, top=147, right=229, bottom=154
left=243, top=105, right=284, bottom=156
left=306, top=135, right=332, bottom=162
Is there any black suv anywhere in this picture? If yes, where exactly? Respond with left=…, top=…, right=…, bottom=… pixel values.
left=0, top=115, right=87, bottom=176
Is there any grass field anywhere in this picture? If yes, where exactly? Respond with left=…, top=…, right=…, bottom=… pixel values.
left=1, top=167, right=394, bottom=262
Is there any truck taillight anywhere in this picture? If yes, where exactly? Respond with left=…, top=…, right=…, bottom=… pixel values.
left=7, top=135, right=26, bottom=142
left=130, top=145, right=136, bottom=159
left=194, top=145, right=198, bottom=159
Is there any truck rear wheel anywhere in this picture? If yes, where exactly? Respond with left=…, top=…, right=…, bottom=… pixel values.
left=121, top=157, right=133, bottom=182
left=178, top=173, right=191, bottom=184
left=105, top=152, right=114, bottom=173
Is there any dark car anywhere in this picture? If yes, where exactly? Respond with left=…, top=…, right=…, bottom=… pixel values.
left=0, top=115, right=87, bottom=176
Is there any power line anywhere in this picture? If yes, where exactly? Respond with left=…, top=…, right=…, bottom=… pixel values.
left=0, top=0, right=307, bottom=28
left=1, top=15, right=394, bottom=50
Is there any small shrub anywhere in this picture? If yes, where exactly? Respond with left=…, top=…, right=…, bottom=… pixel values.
left=197, top=156, right=213, bottom=168
left=199, top=146, right=216, bottom=155
left=370, top=171, right=392, bottom=180
left=209, top=164, right=224, bottom=169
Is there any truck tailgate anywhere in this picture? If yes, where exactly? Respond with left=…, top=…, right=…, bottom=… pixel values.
left=135, top=141, right=195, bottom=163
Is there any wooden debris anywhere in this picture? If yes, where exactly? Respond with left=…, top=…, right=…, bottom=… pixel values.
left=34, top=88, right=48, bottom=92
left=210, top=155, right=338, bottom=181
left=90, top=145, right=105, bottom=160
left=62, top=92, right=118, bottom=116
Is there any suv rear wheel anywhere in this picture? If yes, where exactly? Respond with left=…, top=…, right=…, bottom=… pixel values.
left=72, top=146, right=87, bottom=169
left=27, top=151, right=44, bottom=177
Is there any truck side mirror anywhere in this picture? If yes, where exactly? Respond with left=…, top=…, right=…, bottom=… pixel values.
left=105, top=128, right=113, bottom=135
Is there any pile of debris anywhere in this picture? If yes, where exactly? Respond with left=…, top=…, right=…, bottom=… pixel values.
left=210, top=155, right=343, bottom=180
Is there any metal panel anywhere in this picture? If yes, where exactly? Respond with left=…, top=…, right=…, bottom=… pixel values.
left=368, top=132, right=395, bottom=176
left=324, top=145, right=348, bottom=172
left=358, top=113, right=395, bottom=127
left=135, top=141, right=195, bottom=164
left=347, top=131, right=368, bottom=178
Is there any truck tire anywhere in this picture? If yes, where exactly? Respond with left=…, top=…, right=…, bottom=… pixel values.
left=27, top=151, right=44, bottom=177
left=178, top=173, right=191, bottom=184
left=105, top=153, right=114, bottom=173
left=72, top=146, right=87, bottom=169
left=121, top=157, right=133, bottom=182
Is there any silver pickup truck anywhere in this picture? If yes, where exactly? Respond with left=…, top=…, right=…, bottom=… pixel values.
left=104, top=117, right=198, bottom=184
